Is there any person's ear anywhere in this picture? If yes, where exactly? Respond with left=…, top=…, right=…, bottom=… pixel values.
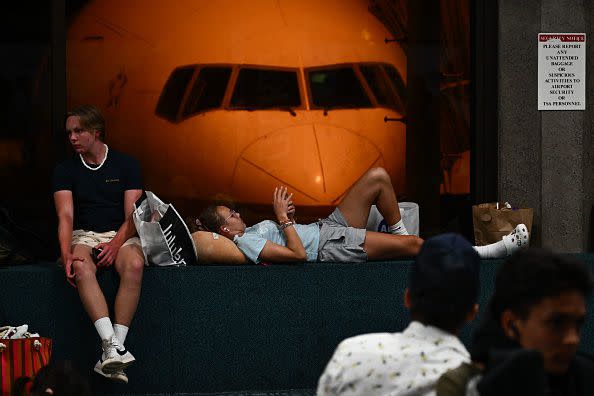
left=501, top=309, right=521, bottom=340
left=465, top=303, right=479, bottom=322
left=403, top=288, right=412, bottom=309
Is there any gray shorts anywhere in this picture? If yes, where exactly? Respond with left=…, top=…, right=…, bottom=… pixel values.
left=317, top=208, right=367, bottom=262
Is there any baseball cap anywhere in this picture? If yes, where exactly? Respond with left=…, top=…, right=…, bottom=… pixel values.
left=409, top=233, right=481, bottom=301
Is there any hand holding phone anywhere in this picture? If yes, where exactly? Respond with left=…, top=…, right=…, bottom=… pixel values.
left=91, top=247, right=103, bottom=264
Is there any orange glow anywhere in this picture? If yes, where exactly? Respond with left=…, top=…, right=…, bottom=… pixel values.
left=67, top=0, right=407, bottom=206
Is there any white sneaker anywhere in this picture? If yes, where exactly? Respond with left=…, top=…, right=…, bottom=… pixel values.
left=100, top=335, right=135, bottom=373
left=502, top=223, right=530, bottom=255
left=94, top=360, right=128, bottom=384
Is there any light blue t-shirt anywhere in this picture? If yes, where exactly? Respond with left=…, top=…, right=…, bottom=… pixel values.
left=233, top=220, right=320, bottom=264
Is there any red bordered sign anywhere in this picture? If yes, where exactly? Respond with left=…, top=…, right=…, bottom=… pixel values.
left=538, top=33, right=586, bottom=110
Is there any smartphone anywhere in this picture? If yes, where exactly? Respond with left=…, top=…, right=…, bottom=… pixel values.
left=91, top=247, right=103, bottom=264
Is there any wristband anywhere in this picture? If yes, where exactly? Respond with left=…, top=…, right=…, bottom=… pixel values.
left=279, top=220, right=295, bottom=230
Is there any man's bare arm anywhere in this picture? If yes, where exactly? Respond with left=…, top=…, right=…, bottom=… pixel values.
left=54, top=190, right=78, bottom=287
left=259, top=237, right=307, bottom=262
left=95, top=189, right=142, bottom=266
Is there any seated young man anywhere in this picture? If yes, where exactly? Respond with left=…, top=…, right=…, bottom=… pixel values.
left=317, top=233, right=481, bottom=396
left=53, top=105, right=144, bottom=384
left=437, top=248, right=594, bottom=396
left=198, top=167, right=528, bottom=264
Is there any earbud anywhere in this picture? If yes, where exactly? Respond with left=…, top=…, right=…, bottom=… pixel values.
left=224, top=227, right=230, bottom=232
left=508, top=321, right=520, bottom=339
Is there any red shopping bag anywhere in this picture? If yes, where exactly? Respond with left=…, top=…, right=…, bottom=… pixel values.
left=0, top=337, right=52, bottom=396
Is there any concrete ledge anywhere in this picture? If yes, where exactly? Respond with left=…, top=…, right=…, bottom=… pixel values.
left=1, top=257, right=593, bottom=395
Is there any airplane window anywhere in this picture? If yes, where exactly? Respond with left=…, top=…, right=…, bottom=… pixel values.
left=155, top=65, right=195, bottom=122
left=383, top=65, right=407, bottom=111
left=182, top=67, right=232, bottom=117
left=308, top=67, right=372, bottom=109
left=360, top=64, right=405, bottom=114
left=230, top=68, right=300, bottom=108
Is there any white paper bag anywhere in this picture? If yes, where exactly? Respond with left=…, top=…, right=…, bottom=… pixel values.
left=366, top=202, right=420, bottom=236
left=133, top=191, right=197, bottom=266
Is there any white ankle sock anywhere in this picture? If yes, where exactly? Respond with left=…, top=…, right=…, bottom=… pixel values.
left=114, top=324, right=129, bottom=348
left=94, top=317, right=115, bottom=341
left=389, top=219, right=409, bottom=235
left=473, top=240, right=507, bottom=259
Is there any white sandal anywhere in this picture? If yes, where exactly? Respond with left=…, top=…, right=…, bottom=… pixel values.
left=502, top=223, right=530, bottom=255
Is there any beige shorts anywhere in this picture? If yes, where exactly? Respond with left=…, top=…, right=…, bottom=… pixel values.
left=72, top=230, right=141, bottom=249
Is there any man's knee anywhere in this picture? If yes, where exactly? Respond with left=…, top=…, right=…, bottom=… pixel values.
left=72, top=259, right=96, bottom=280
left=119, top=255, right=144, bottom=281
left=409, top=236, right=424, bottom=256
left=366, top=167, right=391, bottom=184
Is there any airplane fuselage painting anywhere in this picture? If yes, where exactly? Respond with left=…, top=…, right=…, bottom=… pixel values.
left=67, top=0, right=407, bottom=207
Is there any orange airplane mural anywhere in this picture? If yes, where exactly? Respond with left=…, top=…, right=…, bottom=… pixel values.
left=67, top=0, right=407, bottom=208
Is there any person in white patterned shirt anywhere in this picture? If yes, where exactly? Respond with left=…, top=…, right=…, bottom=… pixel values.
left=317, top=233, right=481, bottom=396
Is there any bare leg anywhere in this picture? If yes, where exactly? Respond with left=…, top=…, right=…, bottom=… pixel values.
left=113, top=245, right=144, bottom=327
left=363, top=231, right=424, bottom=259
left=337, top=167, right=401, bottom=228
left=72, top=244, right=110, bottom=322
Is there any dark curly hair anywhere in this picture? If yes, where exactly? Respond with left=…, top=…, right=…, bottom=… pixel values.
left=490, top=248, right=593, bottom=321
left=12, top=361, right=91, bottom=396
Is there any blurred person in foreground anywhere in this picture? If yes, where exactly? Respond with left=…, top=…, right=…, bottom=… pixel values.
left=317, top=233, right=481, bottom=396
left=437, top=248, right=594, bottom=396
left=11, top=361, right=92, bottom=396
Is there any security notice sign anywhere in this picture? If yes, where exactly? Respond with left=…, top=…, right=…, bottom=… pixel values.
left=538, top=33, right=586, bottom=110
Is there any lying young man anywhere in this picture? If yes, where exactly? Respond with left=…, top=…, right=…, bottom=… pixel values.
left=198, top=167, right=528, bottom=264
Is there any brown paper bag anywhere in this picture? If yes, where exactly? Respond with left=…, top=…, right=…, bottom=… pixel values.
left=472, top=202, right=533, bottom=246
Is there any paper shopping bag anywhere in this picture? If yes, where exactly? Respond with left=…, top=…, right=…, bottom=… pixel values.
left=133, top=191, right=197, bottom=266
left=0, top=337, right=52, bottom=396
left=472, top=202, right=533, bottom=246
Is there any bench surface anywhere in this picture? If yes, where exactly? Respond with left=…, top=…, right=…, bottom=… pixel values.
left=1, top=256, right=593, bottom=395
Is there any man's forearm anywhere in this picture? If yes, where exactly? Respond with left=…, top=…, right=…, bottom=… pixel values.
left=110, top=215, right=137, bottom=247
left=282, top=226, right=307, bottom=259
left=57, top=217, right=73, bottom=258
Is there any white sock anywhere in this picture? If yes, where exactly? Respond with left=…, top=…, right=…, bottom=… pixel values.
left=114, top=324, right=129, bottom=350
left=389, top=219, right=409, bottom=235
left=94, top=317, right=115, bottom=341
left=473, top=240, right=507, bottom=259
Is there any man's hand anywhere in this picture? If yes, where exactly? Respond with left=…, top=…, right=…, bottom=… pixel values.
left=62, top=253, right=83, bottom=288
left=273, top=186, right=293, bottom=223
left=287, top=200, right=296, bottom=222
left=94, top=240, right=122, bottom=267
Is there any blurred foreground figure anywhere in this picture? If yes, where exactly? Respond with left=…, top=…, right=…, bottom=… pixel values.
left=437, top=248, right=594, bottom=396
left=317, top=233, right=481, bottom=396
left=12, top=361, right=92, bottom=396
